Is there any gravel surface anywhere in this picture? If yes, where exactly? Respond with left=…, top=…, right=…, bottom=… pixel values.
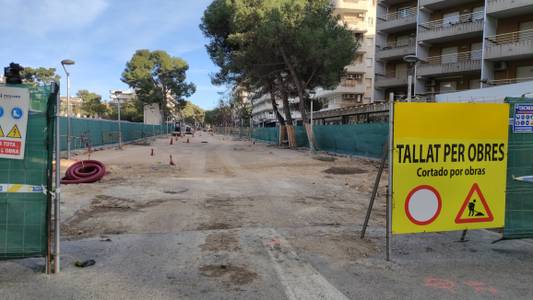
left=1, top=134, right=532, bottom=299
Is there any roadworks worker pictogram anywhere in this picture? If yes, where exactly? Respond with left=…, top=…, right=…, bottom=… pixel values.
left=6, top=124, right=21, bottom=138
left=455, top=183, right=494, bottom=224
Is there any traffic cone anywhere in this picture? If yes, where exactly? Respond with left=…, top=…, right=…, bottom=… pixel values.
left=170, top=137, right=174, bottom=145
left=150, top=148, right=154, bottom=156
left=169, top=154, right=176, bottom=166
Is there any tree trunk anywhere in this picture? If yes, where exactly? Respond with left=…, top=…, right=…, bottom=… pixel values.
left=280, top=85, right=297, bottom=148
left=269, top=88, right=289, bottom=146
left=279, top=46, right=314, bottom=150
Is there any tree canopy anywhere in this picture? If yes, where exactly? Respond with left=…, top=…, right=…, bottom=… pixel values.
left=181, top=101, right=205, bottom=126
left=201, top=0, right=357, bottom=147
left=77, top=90, right=108, bottom=118
left=121, top=50, right=196, bottom=118
left=21, top=67, right=60, bottom=85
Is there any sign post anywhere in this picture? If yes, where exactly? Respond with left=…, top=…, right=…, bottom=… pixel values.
left=392, top=103, right=509, bottom=234
left=0, top=86, right=30, bottom=160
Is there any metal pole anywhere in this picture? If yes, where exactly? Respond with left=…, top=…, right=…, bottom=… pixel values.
left=310, top=100, right=314, bottom=153
left=117, top=98, right=122, bottom=149
left=407, top=75, right=413, bottom=102
left=66, top=74, right=71, bottom=159
left=361, top=141, right=388, bottom=239
left=386, top=101, right=394, bottom=261
left=55, top=85, right=62, bottom=273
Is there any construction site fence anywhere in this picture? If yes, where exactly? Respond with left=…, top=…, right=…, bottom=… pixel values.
left=219, top=123, right=389, bottom=159
left=59, top=117, right=172, bottom=151
left=213, top=127, right=252, bottom=139
left=1, top=83, right=56, bottom=259
left=503, top=98, right=533, bottom=239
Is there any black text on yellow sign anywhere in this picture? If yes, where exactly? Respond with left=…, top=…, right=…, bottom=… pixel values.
left=392, top=103, right=509, bottom=234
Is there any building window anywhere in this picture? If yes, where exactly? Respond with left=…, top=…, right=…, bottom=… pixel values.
left=439, top=81, right=457, bottom=93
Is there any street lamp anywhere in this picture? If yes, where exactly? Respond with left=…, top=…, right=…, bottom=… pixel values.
left=113, top=90, right=123, bottom=149
left=402, top=55, right=421, bottom=102
left=308, top=90, right=317, bottom=154
left=61, top=59, right=75, bottom=159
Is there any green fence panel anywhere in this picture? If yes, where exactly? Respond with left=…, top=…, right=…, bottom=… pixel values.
left=503, top=98, right=533, bottom=239
left=58, top=118, right=169, bottom=151
left=0, top=84, right=56, bottom=259
left=314, top=123, right=388, bottom=158
left=252, top=127, right=279, bottom=144
left=251, top=123, right=388, bottom=158
left=295, top=126, right=309, bottom=148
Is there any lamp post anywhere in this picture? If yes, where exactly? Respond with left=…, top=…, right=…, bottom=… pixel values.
left=309, top=90, right=316, bottom=154
left=61, top=59, right=75, bottom=159
left=402, top=55, right=421, bottom=102
left=113, top=90, right=123, bottom=149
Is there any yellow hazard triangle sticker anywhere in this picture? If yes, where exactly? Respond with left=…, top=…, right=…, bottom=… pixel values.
left=7, top=125, right=21, bottom=138
left=0, top=125, right=4, bottom=137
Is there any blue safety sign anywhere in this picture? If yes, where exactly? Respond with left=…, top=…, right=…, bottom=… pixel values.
left=513, top=104, right=533, bottom=133
left=0, top=106, right=3, bottom=118
left=11, top=107, right=23, bottom=119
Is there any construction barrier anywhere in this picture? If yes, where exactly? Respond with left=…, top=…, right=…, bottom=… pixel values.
left=503, top=98, right=533, bottom=239
left=250, top=123, right=388, bottom=158
left=59, top=117, right=172, bottom=151
left=0, top=83, right=57, bottom=259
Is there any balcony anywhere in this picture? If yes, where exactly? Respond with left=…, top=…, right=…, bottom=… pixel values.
left=345, top=63, right=367, bottom=74
left=375, top=73, right=408, bottom=88
left=417, top=50, right=482, bottom=77
left=485, top=29, right=533, bottom=60
left=344, top=21, right=368, bottom=33
left=336, top=84, right=367, bottom=94
left=418, top=11, right=484, bottom=43
left=377, top=7, right=417, bottom=33
left=487, top=77, right=533, bottom=86
left=420, top=0, right=480, bottom=10
left=333, top=0, right=368, bottom=11
left=376, top=41, right=416, bottom=60
left=487, top=0, right=533, bottom=17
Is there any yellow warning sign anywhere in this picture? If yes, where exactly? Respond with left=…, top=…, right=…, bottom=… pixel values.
left=6, top=125, right=22, bottom=138
left=0, top=125, right=3, bottom=138
left=392, top=103, right=509, bottom=234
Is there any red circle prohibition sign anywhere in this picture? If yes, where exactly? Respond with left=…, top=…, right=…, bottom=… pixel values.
left=405, top=185, right=442, bottom=225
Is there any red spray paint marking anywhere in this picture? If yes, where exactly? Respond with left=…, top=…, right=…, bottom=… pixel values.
left=424, top=277, right=456, bottom=293
left=464, top=281, right=498, bottom=296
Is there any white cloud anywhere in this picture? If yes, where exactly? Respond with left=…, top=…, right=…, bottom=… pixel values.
left=0, top=0, right=108, bottom=35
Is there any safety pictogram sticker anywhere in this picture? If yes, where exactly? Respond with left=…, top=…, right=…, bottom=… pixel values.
left=405, top=185, right=442, bottom=225
left=455, top=183, right=494, bottom=224
left=6, top=124, right=21, bottom=138
left=0, top=125, right=3, bottom=138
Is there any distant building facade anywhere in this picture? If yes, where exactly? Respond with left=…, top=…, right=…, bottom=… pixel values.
left=374, top=0, right=533, bottom=101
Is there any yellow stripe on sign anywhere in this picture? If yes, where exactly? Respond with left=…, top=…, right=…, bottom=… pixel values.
left=394, top=103, right=510, bottom=140
left=7, top=184, right=23, bottom=193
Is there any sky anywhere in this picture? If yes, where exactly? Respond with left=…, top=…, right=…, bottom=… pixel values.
left=0, top=0, right=226, bottom=110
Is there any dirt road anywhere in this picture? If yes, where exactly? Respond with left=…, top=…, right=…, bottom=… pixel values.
left=1, top=134, right=532, bottom=299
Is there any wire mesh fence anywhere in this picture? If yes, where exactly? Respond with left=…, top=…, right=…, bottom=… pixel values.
left=219, top=123, right=389, bottom=159
left=59, top=117, right=171, bottom=151
left=0, top=83, right=56, bottom=259
left=503, top=98, right=533, bottom=239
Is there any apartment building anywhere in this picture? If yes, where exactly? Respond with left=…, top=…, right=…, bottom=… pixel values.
left=251, top=93, right=302, bottom=127
left=315, top=0, right=377, bottom=108
left=375, top=0, right=533, bottom=101
left=252, top=0, right=377, bottom=125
